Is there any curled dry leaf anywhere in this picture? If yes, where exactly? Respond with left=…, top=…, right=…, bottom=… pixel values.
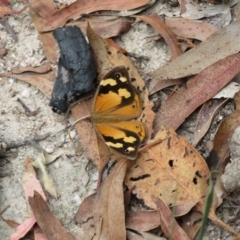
left=133, top=15, right=182, bottom=60
left=41, top=0, right=151, bottom=32
left=33, top=151, right=63, bottom=198
left=29, top=191, right=72, bottom=240
left=154, top=197, right=190, bottom=240
left=74, top=17, right=131, bottom=39
left=211, top=91, right=240, bottom=170
left=125, top=127, right=209, bottom=210
left=11, top=62, right=52, bottom=74
left=126, top=229, right=166, bottom=240
left=150, top=20, right=240, bottom=82
left=29, top=3, right=58, bottom=63
left=0, top=71, right=55, bottom=99
left=74, top=193, right=96, bottom=224
left=152, top=54, right=240, bottom=133
left=93, top=160, right=128, bottom=239
left=126, top=210, right=160, bottom=232
left=177, top=210, right=202, bottom=240
left=29, top=0, right=56, bottom=19
left=165, top=18, right=217, bottom=41
left=10, top=157, right=47, bottom=240
left=192, top=99, right=227, bottom=147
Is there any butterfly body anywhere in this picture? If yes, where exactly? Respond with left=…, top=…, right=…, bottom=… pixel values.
left=90, top=66, right=147, bottom=160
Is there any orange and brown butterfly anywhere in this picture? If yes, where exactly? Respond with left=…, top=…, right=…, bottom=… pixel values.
left=73, top=66, right=148, bottom=160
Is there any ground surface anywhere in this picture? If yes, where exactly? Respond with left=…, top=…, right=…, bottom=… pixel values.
left=0, top=1, right=240, bottom=240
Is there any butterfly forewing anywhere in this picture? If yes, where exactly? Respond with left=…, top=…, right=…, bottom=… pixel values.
left=94, top=121, right=147, bottom=160
left=92, top=66, right=141, bottom=119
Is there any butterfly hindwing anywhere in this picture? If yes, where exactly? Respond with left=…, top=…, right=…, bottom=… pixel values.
left=94, top=121, right=147, bottom=160
left=92, top=66, right=142, bottom=119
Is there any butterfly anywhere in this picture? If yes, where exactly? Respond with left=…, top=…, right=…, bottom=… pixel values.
left=88, top=66, right=148, bottom=160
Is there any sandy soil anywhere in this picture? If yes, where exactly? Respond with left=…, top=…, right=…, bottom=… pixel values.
left=1, top=1, right=240, bottom=240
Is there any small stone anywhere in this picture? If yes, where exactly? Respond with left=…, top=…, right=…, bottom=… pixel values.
left=45, top=146, right=54, bottom=154
left=21, top=89, right=31, bottom=98
left=69, top=130, right=76, bottom=139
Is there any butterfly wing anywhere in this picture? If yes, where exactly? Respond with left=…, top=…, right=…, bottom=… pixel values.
left=92, top=66, right=142, bottom=120
left=94, top=121, right=147, bottom=160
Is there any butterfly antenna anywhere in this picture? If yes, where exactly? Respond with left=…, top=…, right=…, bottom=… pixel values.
left=51, top=115, right=90, bottom=137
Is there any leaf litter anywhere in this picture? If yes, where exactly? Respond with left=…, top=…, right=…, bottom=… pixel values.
left=2, top=0, right=240, bottom=239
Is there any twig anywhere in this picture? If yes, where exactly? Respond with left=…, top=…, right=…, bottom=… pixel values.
left=6, top=133, right=50, bottom=151
left=17, top=98, right=39, bottom=116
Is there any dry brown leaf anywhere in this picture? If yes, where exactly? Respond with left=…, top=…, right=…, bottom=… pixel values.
left=192, top=99, right=227, bottom=147
left=126, top=210, right=160, bottom=232
left=93, top=159, right=127, bottom=239
left=154, top=197, right=190, bottom=240
left=125, top=127, right=209, bottom=210
left=126, top=229, right=166, bottom=240
left=29, top=191, right=72, bottom=240
left=29, top=5, right=58, bottom=63
left=152, top=54, right=240, bottom=133
left=41, top=0, right=151, bottom=32
left=148, top=79, right=182, bottom=93
left=30, top=0, right=56, bottom=19
left=73, top=17, right=131, bottom=39
left=178, top=0, right=199, bottom=14
left=11, top=62, right=51, bottom=74
left=178, top=210, right=202, bottom=239
left=74, top=193, right=96, bottom=224
left=165, top=18, right=217, bottom=42
left=0, top=71, right=55, bottom=98
left=10, top=157, right=47, bottom=240
left=150, top=20, right=240, bottom=82
left=33, top=225, right=47, bottom=240
left=211, top=91, right=240, bottom=170
left=133, top=15, right=182, bottom=60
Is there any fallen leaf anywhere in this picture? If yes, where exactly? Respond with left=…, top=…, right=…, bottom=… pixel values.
left=133, top=15, right=182, bottom=60
left=154, top=197, right=190, bottom=240
left=152, top=54, right=240, bottom=133
left=10, top=157, right=47, bottom=240
left=126, top=229, right=166, bottom=240
left=73, top=17, right=131, bottom=39
left=74, top=193, right=96, bottom=224
left=125, top=127, right=209, bottom=210
left=11, top=62, right=51, bottom=74
left=29, top=4, right=58, bottom=63
left=41, top=0, right=151, bottom=32
left=178, top=210, right=202, bottom=240
left=178, top=0, right=199, bottom=14
left=192, top=99, right=227, bottom=147
left=33, top=151, right=63, bottom=198
left=126, top=210, right=160, bottom=231
left=9, top=215, right=37, bottom=240
left=30, top=0, right=56, bottom=19
left=29, top=191, right=72, bottom=240
left=0, top=6, right=13, bottom=17
left=165, top=17, right=217, bottom=41
left=211, top=91, right=240, bottom=170
left=34, top=225, right=48, bottom=240
left=150, top=20, right=240, bottom=82
left=93, top=159, right=127, bottom=239
left=0, top=71, right=55, bottom=99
